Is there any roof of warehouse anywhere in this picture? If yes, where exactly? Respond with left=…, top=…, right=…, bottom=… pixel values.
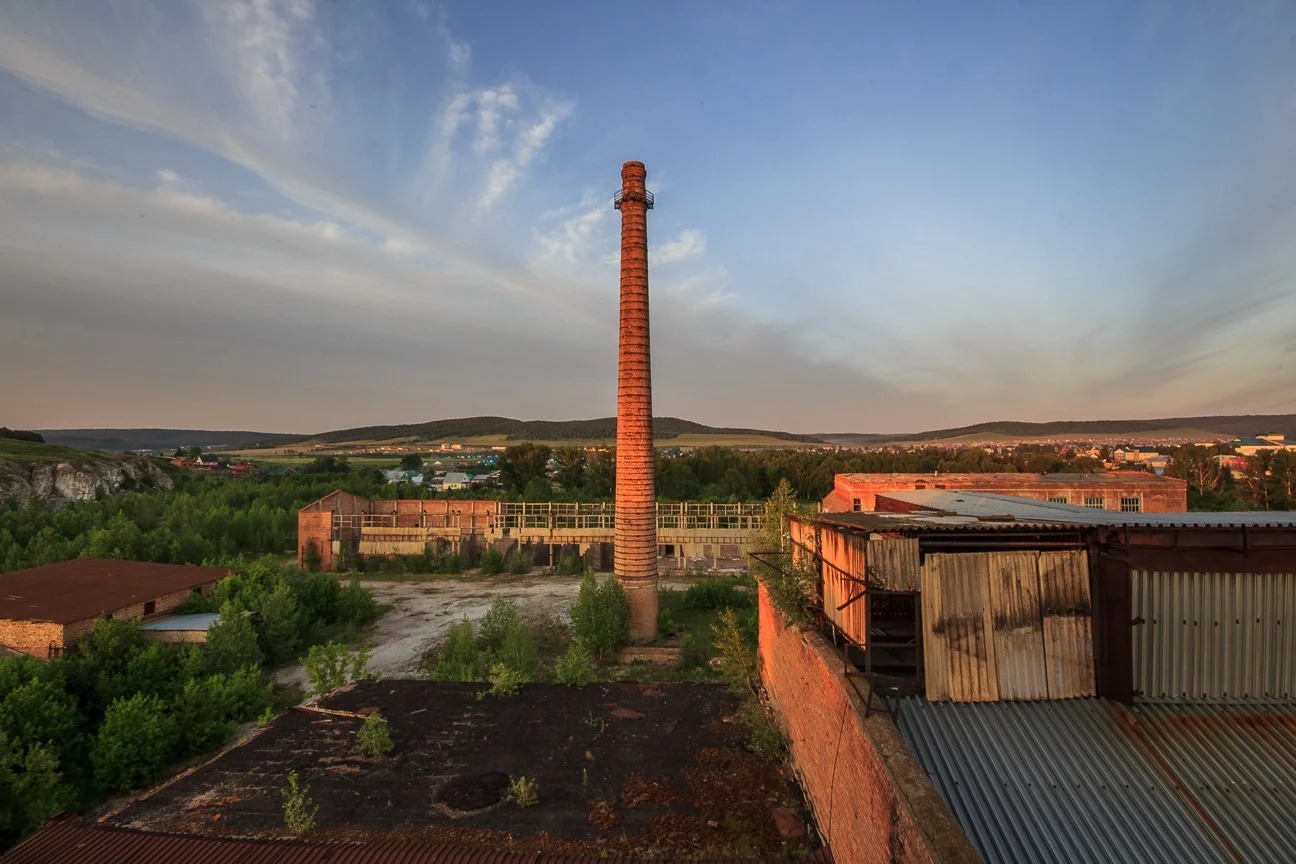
left=895, top=697, right=1296, bottom=864
left=878, top=489, right=1296, bottom=528
left=806, top=510, right=1079, bottom=534
left=139, top=612, right=220, bottom=632
left=1, top=816, right=825, bottom=864
left=0, top=559, right=230, bottom=625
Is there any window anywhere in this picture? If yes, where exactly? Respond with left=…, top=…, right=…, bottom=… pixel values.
left=144, top=600, right=156, bottom=616
left=852, top=498, right=862, bottom=512
left=1048, top=496, right=1068, bottom=504
left=1120, top=496, right=1142, bottom=513
left=1084, top=497, right=1105, bottom=509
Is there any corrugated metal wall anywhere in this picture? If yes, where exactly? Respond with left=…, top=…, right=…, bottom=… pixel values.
left=867, top=537, right=920, bottom=590
left=1132, top=570, right=1296, bottom=702
left=923, top=550, right=1095, bottom=702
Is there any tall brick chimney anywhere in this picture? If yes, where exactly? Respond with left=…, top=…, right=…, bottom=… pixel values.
left=613, top=161, right=657, bottom=642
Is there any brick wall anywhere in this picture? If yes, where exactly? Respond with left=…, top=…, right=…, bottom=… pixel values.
left=758, top=584, right=981, bottom=864
left=0, top=619, right=64, bottom=658
left=298, top=510, right=335, bottom=571
left=825, top=473, right=1187, bottom=513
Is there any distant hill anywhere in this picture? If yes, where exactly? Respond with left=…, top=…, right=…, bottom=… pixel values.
left=38, top=429, right=300, bottom=452
left=819, top=414, right=1296, bottom=445
left=279, top=416, right=825, bottom=446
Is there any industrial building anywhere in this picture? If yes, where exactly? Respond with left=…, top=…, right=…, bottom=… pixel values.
left=760, top=492, right=1296, bottom=863
left=0, top=559, right=229, bottom=658
left=298, top=490, right=761, bottom=573
left=822, top=471, right=1188, bottom=514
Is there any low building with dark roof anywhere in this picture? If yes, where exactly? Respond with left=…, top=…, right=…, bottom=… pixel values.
left=0, top=558, right=229, bottom=657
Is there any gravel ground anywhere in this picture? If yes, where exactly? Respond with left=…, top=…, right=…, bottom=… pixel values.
left=274, top=573, right=703, bottom=690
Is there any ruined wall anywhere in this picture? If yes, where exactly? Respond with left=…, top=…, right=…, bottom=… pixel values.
left=298, top=510, right=335, bottom=571
left=758, top=583, right=982, bottom=864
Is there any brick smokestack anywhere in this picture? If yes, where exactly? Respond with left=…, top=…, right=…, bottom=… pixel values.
left=614, top=160, right=657, bottom=642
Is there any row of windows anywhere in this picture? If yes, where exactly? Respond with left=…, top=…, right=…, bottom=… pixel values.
left=851, top=494, right=1142, bottom=513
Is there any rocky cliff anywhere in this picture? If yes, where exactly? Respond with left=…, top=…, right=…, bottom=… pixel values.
left=0, top=453, right=173, bottom=505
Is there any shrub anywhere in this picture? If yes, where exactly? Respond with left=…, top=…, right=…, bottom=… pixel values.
left=354, top=712, right=393, bottom=757
left=677, top=633, right=709, bottom=670
left=552, top=644, right=596, bottom=686
left=497, top=619, right=539, bottom=680
left=174, top=668, right=271, bottom=756
left=683, top=579, right=752, bottom=612
left=253, top=584, right=300, bottom=664
left=570, top=570, right=629, bottom=658
left=737, top=698, right=787, bottom=763
left=338, top=576, right=378, bottom=626
left=507, top=774, right=538, bottom=807
left=302, top=540, right=322, bottom=573
left=478, top=598, right=521, bottom=653
left=487, top=663, right=522, bottom=697
left=303, top=642, right=372, bottom=698
left=203, top=605, right=263, bottom=676
left=282, top=770, right=317, bottom=836
left=711, top=608, right=758, bottom=693
left=657, top=606, right=677, bottom=637
left=555, top=549, right=584, bottom=575
left=434, top=619, right=481, bottom=681
left=504, top=548, right=531, bottom=574
left=0, top=738, right=70, bottom=844
left=92, top=694, right=179, bottom=793
left=478, top=546, right=504, bottom=576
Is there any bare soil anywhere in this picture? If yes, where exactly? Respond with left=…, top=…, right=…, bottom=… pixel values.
left=109, top=680, right=816, bottom=859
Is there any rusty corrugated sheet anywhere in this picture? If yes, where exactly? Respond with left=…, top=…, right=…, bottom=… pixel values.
left=818, top=527, right=866, bottom=644
left=922, top=553, right=999, bottom=702
left=985, top=552, right=1048, bottom=700
left=1132, top=570, right=1296, bottom=702
left=1037, top=550, right=1095, bottom=699
left=865, top=537, right=919, bottom=590
left=1, top=816, right=823, bottom=864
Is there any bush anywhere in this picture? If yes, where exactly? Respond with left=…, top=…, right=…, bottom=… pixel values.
left=303, top=642, right=372, bottom=698
left=174, top=668, right=271, bottom=756
left=683, top=579, right=752, bottom=612
left=552, top=644, right=596, bottom=686
left=487, top=663, right=522, bottom=697
left=478, top=598, right=521, bottom=653
left=478, top=546, right=504, bottom=576
left=282, top=770, right=317, bottom=836
left=0, top=738, right=70, bottom=845
left=434, top=618, right=481, bottom=681
left=711, top=608, right=758, bottom=693
left=338, top=576, right=378, bottom=626
left=505, top=547, right=530, bottom=574
left=555, top=549, right=584, bottom=575
left=656, top=606, right=676, bottom=637
left=203, top=605, right=263, bottom=676
left=570, top=571, right=629, bottom=658
left=354, top=712, right=393, bottom=757
left=302, top=540, right=322, bottom=573
left=92, top=694, right=179, bottom=793
left=737, top=698, right=787, bottom=763
left=497, top=619, right=539, bottom=680
left=677, top=633, right=710, bottom=670
left=507, top=774, right=538, bottom=807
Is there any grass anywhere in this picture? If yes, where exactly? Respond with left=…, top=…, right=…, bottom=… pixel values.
left=0, top=437, right=134, bottom=466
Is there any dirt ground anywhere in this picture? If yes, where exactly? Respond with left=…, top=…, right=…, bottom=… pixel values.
left=275, top=574, right=707, bottom=690
left=110, top=680, right=815, bottom=858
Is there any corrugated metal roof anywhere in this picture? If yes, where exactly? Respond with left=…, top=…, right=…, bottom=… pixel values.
left=895, top=697, right=1296, bottom=864
left=809, top=511, right=1077, bottom=534
left=879, top=490, right=1296, bottom=528
left=0, top=559, right=230, bottom=624
left=0, top=815, right=831, bottom=864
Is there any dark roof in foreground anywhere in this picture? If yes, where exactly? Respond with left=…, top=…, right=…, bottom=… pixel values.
left=895, top=697, right=1296, bottom=864
left=2, top=815, right=833, bottom=864
left=877, top=489, right=1296, bottom=528
left=0, top=559, right=230, bottom=624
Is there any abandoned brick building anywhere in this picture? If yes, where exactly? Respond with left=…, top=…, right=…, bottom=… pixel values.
left=0, top=558, right=228, bottom=658
left=822, top=471, right=1188, bottom=514
left=762, top=493, right=1296, bottom=863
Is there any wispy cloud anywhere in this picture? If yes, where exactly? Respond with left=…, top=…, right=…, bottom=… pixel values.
left=653, top=229, right=707, bottom=265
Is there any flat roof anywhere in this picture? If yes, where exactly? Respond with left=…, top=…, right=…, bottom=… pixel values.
left=139, top=612, right=220, bottom=632
left=836, top=471, right=1182, bottom=485
left=879, top=490, right=1296, bottom=528
left=0, top=559, right=230, bottom=625
left=896, top=697, right=1296, bottom=864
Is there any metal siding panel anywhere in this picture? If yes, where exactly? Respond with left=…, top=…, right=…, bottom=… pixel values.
left=1133, top=570, right=1296, bottom=703
left=985, top=552, right=1048, bottom=700
left=866, top=536, right=920, bottom=590
left=920, top=556, right=948, bottom=701
left=1038, top=550, right=1096, bottom=699
left=925, top=553, right=999, bottom=702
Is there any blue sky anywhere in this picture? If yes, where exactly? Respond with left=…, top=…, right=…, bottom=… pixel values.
left=1, top=1, right=1294, bottom=434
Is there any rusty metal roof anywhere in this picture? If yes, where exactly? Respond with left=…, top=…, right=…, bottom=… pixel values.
left=805, top=511, right=1078, bottom=534
left=0, top=816, right=832, bottom=864
left=895, top=697, right=1296, bottom=864
left=879, top=490, right=1296, bottom=529
left=0, top=559, right=229, bottom=625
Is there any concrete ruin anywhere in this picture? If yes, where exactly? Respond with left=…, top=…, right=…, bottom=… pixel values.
left=614, top=161, right=658, bottom=641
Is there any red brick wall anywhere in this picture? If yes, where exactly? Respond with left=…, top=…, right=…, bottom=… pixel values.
left=824, top=473, right=1187, bottom=513
left=298, top=510, right=335, bottom=571
left=758, top=584, right=982, bottom=864
left=0, top=620, right=64, bottom=658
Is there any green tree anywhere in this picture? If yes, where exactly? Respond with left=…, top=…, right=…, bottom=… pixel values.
left=570, top=570, right=629, bottom=658
left=0, top=736, right=72, bottom=846
left=91, top=694, right=179, bottom=792
left=253, top=584, right=300, bottom=663
left=398, top=453, right=424, bottom=471
left=522, top=476, right=553, bottom=502
left=202, top=605, right=264, bottom=676
left=498, top=443, right=551, bottom=496
left=554, top=447, right=587, bottom=492
left=302, top=642, right=371, bottom=697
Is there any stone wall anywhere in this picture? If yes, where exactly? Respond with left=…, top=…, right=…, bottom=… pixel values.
left=758, top=583, right=982, bottom=864
left=0, top=619, right=64, bottom=658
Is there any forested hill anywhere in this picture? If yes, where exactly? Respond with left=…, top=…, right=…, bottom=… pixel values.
left=820, top=414, right=1296, bottom=444
left=293, top=416, right=825, bottom=445
left=39, top=428, right=300, bottom=452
